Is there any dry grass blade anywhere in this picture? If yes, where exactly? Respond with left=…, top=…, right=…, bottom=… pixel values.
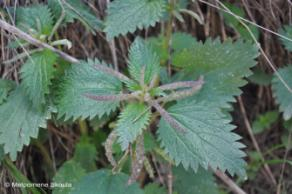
left=0, top=19, right=79, bottom=63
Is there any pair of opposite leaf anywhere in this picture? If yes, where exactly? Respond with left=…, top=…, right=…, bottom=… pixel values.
left=82, top=38, right=204, bottom=184
left=85, top=37, right=204, bottom=148
left=56, top=36, right=249, bottom=178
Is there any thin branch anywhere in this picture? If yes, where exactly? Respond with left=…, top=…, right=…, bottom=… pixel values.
left=238, top=97, right=277, bottom=185
left=109, top=39, right=119, bottom=71
left=128, top=135, right=145, bottom=185
left=2, top=48, right=44, bottom=65
left=0, top=19, right=79, bottom=63
left=167, top=163, right=173, bottom=194
left=105, top=131, right=118, bottom=167
left=214, top=170, right=246, bottom=194
left=276, top=129, right=292, bottom=194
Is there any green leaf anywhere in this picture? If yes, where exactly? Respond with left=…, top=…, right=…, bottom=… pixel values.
left=252, top=111, right=279, bottom=134
left=281, top=132, right=292, bottom=150
left=70, top=169, right=143, bottom=194
left=116, top=102, right=151, bottom=150
left=222, top=2, right=259, bottom=41
left=173, top=165, right=218, bottom=194
left=279, top=25, right=292, bottom=51
left=144, top=183, right=167, bottom=194
left=128, top=38, right=160, bottom=85
left=272, top=65, right=292, bottom=120
left=236, top=24, right=259, bottom=42
left=20, top=50, right=57, bottom=107
left=158, top=100, right=246, bottom=177
left=53, top=160, right=86, bottom=194
left=174, top=39, right=258, bottom=109
left=147, top=32, right=197, bottom=64
left=73, top=137, right=97, bottom=172
left=0, top=86, right=50, bottom=160
left=144, top=132, right=158, bottom=153
left=222, top=2, right=245, bottom=26
left=13, top=4, right=53, bottom=36
left=247, top=151, right=262, bottom=180
left=248, top=67, right=273, bottom=86
left=171, top=32, right=197, bottom=51
left=0, top=145, right=4, bottom=164
left=0, top=79, right=15, bottom=105
left=284, top=119, right=292, bottom=130
left=7, top=39, right=28, bottom=49
left=48, top=0, right=103, bottom=34
left=57, top=59, right=122, bottom=120
left=104, top=0, right=166, bottom=39
left=147, top=35, right=168, bottom=64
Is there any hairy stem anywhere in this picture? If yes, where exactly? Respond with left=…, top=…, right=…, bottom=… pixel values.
left=105, top=131, right=118, bottom=167
left=148, top=100, right=186, bottom=133
left=84, top=92, right=138, bottom=102
left=128, top=135, right=145, bottom=185
left=158, top=79, right=203, bottom=91
left=157, top=76, right=204, bottom=102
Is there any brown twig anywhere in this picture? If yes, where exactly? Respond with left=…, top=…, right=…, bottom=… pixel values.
left=0, top=19, right=79, bottom=63
left=104, top=131, right=118, bottom=167
left=108, top=39, right=119, bottom=71
left=214, top=170, right=246, bottom=194
left=167, top=163, right=173, bottom=194
left=276, top=129, right=292, bottom=194
left=128, top=135, right=145, bottom=185
left=238, top=96, right=277, bottom=185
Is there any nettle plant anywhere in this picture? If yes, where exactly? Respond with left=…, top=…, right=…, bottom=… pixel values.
left=3, top=0, right=291, bottom=193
